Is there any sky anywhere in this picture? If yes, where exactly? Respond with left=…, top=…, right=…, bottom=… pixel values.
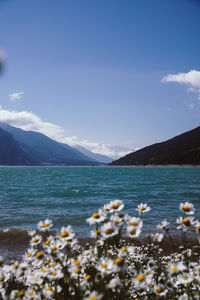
left=0, top=0, right=200, bottom=158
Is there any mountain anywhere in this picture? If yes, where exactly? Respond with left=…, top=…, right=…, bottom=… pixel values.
left=74, top=145, right=113, bottom=164
left=0, top=127, right=37, bottom=165
left=110, top=126, right=200, bottom=166
left=0, top=123, right=100, bottom=166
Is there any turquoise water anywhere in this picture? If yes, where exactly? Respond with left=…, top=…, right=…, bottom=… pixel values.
left=0, top=166, right=200, bottom=238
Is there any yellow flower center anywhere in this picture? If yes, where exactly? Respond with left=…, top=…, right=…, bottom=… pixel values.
left=105, top=208, right=110, bottom=212
left=51, top=263, right=56, bottom=267
left=183, top=276, right=188, bottom=280
left=47, top=287, right=52, bottom=291
left=196, top=226, right=200, bottom=231
left=52, top=271, right=57, bottom=276
left=182, top=218, right=191, bottom=226
left=121, top=246, right=127, bottom=252
left=96, top=229, right=101, bottom=235
left=112, top=204, right=119, bottom=209
left=75, top=267, right=81, bottom=274
left=130, top=222, right=138, bottom=226
left=0, top=277, right=4, bottom=281
left=183, top=205, right=190, bottom=212
left=74, top=260, right=80, bottom=266
left=28, top=289, right=35, bottom=298
left=12, top=263, right=19, bottom=268
left=105, top=228, right=114, bottom=234
left=89, top=296, right=97, bottom=300
left=45, top=260, right=50, bottom=265
left=86, top=274, right=91, bottom=281
left=92, top=213, right=100, bottom=219
left=40, top=269, right=47, bottom=273
left=156, top=287, right=163, bottom=293
left=45, top=240, right=50, bottom=245
left=115, top=220, right=120, bottom=224
left=136, top=274, right=145, bottom=282
left=33, top=238, right=39, bottom=243
left=171, top=266, right=178, bottom=273
left=16, top=291, right=24, bottom=297
left=27, top=253, right=32, bottom=257
left=51, top=245, right=57, bottom=250
left=115, top=257, right=123, bottom=265
left=42, top=223, right=49, bottom=228
left=130, top=229, right=136, bottom=235
left=60, top=231, right=69, bottom=237
left=101, top=263, right=108, bottom=268
left=36, top=252, right=44, bottom=259
left=140, top=207, right=146, bottom=211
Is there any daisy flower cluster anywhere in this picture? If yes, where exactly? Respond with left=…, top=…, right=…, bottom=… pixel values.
left=0, top=200, right=200, bottom=299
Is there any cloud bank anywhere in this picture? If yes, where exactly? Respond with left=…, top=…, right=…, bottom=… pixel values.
left=0, top=108, right=133, bottom=159
left=161, top=69, right=200, bottom=100
left=9, top=91, right=24, bottom=101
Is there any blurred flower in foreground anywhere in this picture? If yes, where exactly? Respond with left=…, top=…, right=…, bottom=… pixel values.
left=0, top=49, right=6, bottom=75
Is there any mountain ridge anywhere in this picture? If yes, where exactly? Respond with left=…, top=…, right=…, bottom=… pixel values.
left=74, top=144, right=113, bottom=164
left=0, top=127, right=38, bottom=165
left=110, top=126, right=200, bottom=166
left=0, top=123, right=101, bottom=166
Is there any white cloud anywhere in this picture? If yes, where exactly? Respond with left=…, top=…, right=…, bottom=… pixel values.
left=161, top=69, right=200, bottom=100
left=0, top=108, right=65, bottom=140
left=9, top=91, right=24, bottom=101
left=62, top=137, right=133, bottom=159
left=0, top=108, right=134, bottom=159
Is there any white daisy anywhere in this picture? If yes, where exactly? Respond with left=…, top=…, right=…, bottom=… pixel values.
left=107, top=278, right=121, bottom=289
left=60, top=225, right=75, bottom=240
left=176, top=216, right=195, bottom=231
left=101, top=222, right=119, bottom=239
left=84, top=291, right=102, bottom=300
left=194, top=220, right=200, bottom=234
left=150, top=233, right=164, bottom=243
left=180, top=202, right=195, bottom=215
left=136, top=203, right=151, bottom=214
left=107, top=199, right=124, bottom=213
left=86, top=209, right=106, bottom=225
left=37, top=219, right=53, bottom=231
left=30, top=234, right=42, bottom=247
left=127, top=216, right=143, bottom=228
left=157, top=219, right=169, bottom=231
left=97, top=258, right=113, bottom=274
left=110, top=213, right=124, bottom=225
left=127, top=225, right=142, bottom=238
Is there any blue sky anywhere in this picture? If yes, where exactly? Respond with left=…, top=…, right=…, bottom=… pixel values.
left=0, top=0, right=200, bottom=157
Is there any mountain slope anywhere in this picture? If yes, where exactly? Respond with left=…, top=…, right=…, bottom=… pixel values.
left=0, top=123, right=100, bottom=166
left=110, top=126, right=200, bottom=165
left=74, top=145, right=113, bottom=164
left=0, top=127, right=37, bottom=165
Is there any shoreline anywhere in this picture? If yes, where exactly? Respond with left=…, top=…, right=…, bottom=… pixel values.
left=0, top=164, right=200, bottom=168
left=1, top=232, right=199, bottom=263
left=108, top=164, right=200, bottom=168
